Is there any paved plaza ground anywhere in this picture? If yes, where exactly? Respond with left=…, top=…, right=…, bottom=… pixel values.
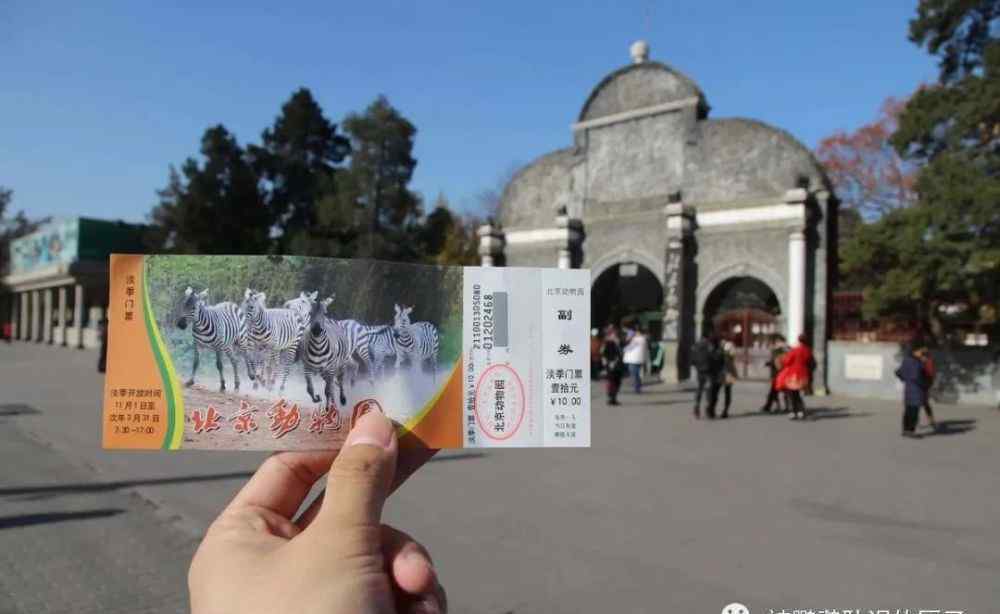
left=1, top=342, right=998, bottom=613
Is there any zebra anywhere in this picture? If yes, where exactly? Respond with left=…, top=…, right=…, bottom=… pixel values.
left=301, top=296, right=356, bottom=409
left=327, top=318, right=400, bottom=385
left=241, top=289, right=306, bottom=394
left=392, top=304, right=440, bottom=376
left=176, top=287, right=251, bottom=392
left=355, top=324, right=399, bottom=382
left=281, top=290, right=318, bottom=371
left=282, top=291, right=317, bottom=325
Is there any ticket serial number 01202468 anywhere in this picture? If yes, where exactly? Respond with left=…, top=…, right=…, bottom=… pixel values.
left=470, top=283, right=500, bottom=352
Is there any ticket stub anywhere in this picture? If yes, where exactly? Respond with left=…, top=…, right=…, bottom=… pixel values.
left=102, top=254, right=590, bottom=450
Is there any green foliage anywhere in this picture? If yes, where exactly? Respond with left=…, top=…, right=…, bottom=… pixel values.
left=149, top=127, right=271, bottom=254
left=145, top=255, right=463, bottom=370
left=434, top=214, right=482, bottom=266
left=419, top=195, right=456, bottom=257
left=145, top=255, right=309, bottom=373
left=417, top=193, right=483, bottom=266
left=150, top=90, right=481, bottom=266
left=332, top=95, right=422, bottom=260
left=908, top=0, right=999, bottom=83
left=840, top=0, right=999, bottom=339
left=0, top=187, right=47, bottom=276
left=250, top=88, right=351, bottom=253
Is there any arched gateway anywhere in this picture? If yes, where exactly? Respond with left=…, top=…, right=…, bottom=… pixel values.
left=478, top=41, right=837, bottom=392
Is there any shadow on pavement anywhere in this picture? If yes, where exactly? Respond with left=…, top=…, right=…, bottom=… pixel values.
left=430, top=451, right=487, bottom=462
left=715, top=410, right=773, bottom=420
left=0, top=452, right=485, bottom=501
left=0, top=471, right=256, bottom=499
left=720, top=407, right=872, bottom=421
left=615, top=396, right=691, bottom=406
left=0, top=403, right=41, bottom=416
left=806, top=407, right=874, bottom=420
left=927, top=418, right=977, bottom=436
left=0, top=509, right=124, bottom=530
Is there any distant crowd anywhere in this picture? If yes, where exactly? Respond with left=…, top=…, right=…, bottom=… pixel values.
left=591, top=322, right=943, bottom=438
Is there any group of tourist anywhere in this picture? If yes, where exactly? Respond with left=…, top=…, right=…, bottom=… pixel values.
left=593, top=322, right=662, bottom=405
left=595, top=322, right=941, bottom=438
left=691, top=332, right=815, bottom=420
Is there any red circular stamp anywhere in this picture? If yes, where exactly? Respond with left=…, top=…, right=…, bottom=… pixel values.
left=473, top=364, right=526, bottom=441
left=351, top=398, right=385, bottom=429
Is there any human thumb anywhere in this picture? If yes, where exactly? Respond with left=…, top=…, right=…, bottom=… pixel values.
left=318, top=411, right=398, bottom=528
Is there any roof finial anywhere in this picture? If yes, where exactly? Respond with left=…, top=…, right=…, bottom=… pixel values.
left=630, top=40, right=649, bottom=64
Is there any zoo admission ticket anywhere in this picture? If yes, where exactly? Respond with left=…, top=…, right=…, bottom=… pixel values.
left=102, top=254, right=590, bottom=451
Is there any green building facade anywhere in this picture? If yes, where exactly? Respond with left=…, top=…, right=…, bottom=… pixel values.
left=3, top=217, right=147, bottom=348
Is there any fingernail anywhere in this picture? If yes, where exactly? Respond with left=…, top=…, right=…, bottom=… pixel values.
left=403, top=548, right=435, bottom=573
left=345, top=411, right=394, bottom=449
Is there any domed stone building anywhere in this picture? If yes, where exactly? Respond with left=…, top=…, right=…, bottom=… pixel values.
left=479, top=42, right=837, bottom=390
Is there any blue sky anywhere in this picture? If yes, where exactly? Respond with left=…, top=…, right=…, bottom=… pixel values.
left=2, top=1, right=937, bottom=223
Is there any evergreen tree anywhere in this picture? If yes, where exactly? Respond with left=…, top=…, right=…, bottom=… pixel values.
left=843, top=0, right=999, bottom=340
left=251, top=88, right=351, bottom=253
left=434, top=214, right=482, bottom=266
left=0, top=187, right=47, bottom=275
left=418, top=193, right=457, bottom=258
left=335, top=95, right=421, bottom=260
left=150, top=126, right=271, bottom=254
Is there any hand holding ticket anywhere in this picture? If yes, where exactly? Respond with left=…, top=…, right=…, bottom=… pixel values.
left=190, top=411, right=446, bottom=614
left=102, top=254, right=590, bottom=450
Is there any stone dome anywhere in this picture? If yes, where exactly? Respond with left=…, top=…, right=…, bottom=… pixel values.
left=497, top=148, right=578, bottom=230
left=683, top=118, right=830, bottom=203
left=577, top=57, right=708, bottom=123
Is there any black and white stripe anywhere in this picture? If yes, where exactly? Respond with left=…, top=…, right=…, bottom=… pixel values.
left=302, top=298, right=356, bottom=409
left=242, top=289, right=306, bottom=394
left=392, top=304, right=440, bottom=374
left=282, top=291, right=317, bottom=325
left=355, top=324, right=399, bottom=382
left=176, top=287, right=251, bottom=392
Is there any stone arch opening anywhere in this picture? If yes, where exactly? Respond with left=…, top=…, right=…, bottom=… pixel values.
left=591, top=261, right=664, bottom=337
left=702, top=276, right=781, bottom=379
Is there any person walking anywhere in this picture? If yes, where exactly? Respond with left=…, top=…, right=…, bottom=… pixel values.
left=649, top=338, right=664, bottom=376
left=719, top=339, right=739, bottom=418
left=601, top=325, right=625, bottom=406
left=775, top=334, right=813, bottom=420
left=590, top=328, right=602, bottom=380
left=97, top=314, right=109, bottom=373
left=690, top=333, right=714, bottom=419
left=896, top=344, right=928, bottom=438
left=621, top=320, right=636, bottom=344
left=760, top=334, right=787, bottom=413
left=623, top=326, right=649, bottom=394
left=915, top=345, right=937, bottom=430
left=701, top=335, right=726, bottom=420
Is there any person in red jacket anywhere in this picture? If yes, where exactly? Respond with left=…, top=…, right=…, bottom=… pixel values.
left=775, top=334, right=814, bottom=420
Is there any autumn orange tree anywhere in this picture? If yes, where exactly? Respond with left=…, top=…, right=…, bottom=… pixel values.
left=816, top=97, right=918, bottom=219
left=817, top=96, right=920, bottom=292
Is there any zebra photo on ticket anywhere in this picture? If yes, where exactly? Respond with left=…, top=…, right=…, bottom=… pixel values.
left=102, top=254, right=590, bottom=451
